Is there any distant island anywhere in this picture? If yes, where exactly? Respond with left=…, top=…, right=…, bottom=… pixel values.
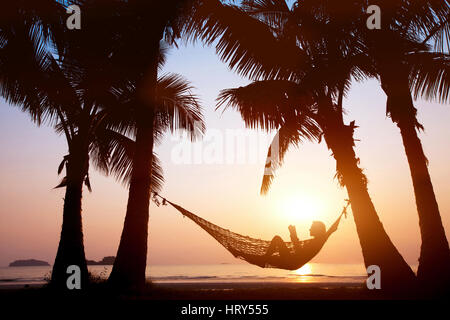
left=86, top=256, right=115, bottom=265
left=8, top=257, right=115, bottom=267
left=9, top=259, right=50, bottom=267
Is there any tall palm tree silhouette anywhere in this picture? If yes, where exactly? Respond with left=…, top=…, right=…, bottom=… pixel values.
left=104, top=0, right=206, bottom=290
left=358, top=0, right=450, bottom=291
left=285, top=0, right=450, bottom=290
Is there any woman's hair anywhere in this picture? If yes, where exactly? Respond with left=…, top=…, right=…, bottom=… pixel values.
left=310, top=221, right=326, bottom=237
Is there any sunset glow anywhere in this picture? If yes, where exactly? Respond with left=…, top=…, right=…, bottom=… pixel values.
left=294, top=264, right=312, bottom=276
left=281, top=196, right=323, bottom=224
left=1, top=0, right=449, bottom=302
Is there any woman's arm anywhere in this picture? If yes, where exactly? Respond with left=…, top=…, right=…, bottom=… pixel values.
left=326, top=215, right=343, bottom=237
left=288, top=225, right=301, bottom=249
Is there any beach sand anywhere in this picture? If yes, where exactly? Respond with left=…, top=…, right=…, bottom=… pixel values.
left=0, top=281, right=416, bottom=300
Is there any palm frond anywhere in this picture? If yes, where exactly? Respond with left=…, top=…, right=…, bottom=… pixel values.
left=184, top=0, right=307, bottom=81
left=54, top=176, right=68, bottom=189
left=261, top=114, right=321, bottom=194
left=217, top=80, right=320, bottom=194
left=155, top=73, right=205, bottom=140
left=0, top=24, right=56, bottom=125
left=241, top=0, right=291, bottom=31
left=217, top=80, right=317, bottom=131
left=407, top=51, right=450, bottom=103
left=404, top=0, right=450, bottom=50
left=91, top=129, right=164, bottom=192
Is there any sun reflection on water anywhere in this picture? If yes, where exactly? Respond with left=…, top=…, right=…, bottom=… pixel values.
left=295, top=263, right=312, bottom=276
left=290, top=264, right=315, bottom=282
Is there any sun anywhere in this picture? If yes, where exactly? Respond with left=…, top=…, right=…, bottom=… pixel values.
left=282, top=196, right=322, bottom=223
left=294, top=263, right=312, bottom=276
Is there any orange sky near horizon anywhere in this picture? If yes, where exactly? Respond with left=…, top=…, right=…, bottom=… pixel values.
left=0, top=43, right=449, bottom=268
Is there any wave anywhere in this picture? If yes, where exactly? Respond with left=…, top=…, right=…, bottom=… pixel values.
left=0, top=277, right=46, bottom=283
left=149, top=274, right=365, bottom=282
left=150, top=276, right=219, bottom=281
left=0, top=275, right=365, bottom=284
left=290, top=274, right=366, bottom=278
left=0, top=264, right=367, bottom=285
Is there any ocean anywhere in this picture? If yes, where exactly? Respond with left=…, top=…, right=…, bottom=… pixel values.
left=0, top=263, right=369, bottom=287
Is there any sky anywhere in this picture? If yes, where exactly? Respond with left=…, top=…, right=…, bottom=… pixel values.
left=0, top=42, right=449, bottom=267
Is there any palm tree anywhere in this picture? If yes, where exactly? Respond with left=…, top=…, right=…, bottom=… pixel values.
left=109, top=69, right=205, bottom=290
left=45, top=56, right=171, bottom=290
left=49, top=73, right=166, bottom=289
left=105, top=0, right=208, bottom=290
left=208, top=0, right=417, bottom=289
left=49, top=65, right=198, bottom=289
left=218, top=84, right=417, bottom=290
left=359, top=1, right=450, bottom=290
left=287, top=0, right=450, bottom=292
left=290, top=0, right=450, bottom=290
left=99, top=0, right=303, bottom=290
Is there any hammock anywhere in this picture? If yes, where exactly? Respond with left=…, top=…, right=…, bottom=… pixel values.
left=153, top=194, right=349, bottom=271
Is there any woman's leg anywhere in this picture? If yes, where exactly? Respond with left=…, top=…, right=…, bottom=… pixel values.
left=265, top=236, right=289, bottom=257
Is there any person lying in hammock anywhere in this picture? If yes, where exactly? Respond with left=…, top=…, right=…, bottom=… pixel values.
left=242, top=217, right=342, bottom=270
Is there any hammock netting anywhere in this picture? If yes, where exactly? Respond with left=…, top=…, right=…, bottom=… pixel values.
left=161, top=198, right=347, bottom=271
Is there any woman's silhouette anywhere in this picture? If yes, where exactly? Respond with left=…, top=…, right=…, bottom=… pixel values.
left=265, top=222, right=327, bottom=260
left=234, top=218, right=341, bottom=270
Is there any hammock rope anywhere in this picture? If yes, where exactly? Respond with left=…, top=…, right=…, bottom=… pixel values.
left=152, top=193, right=349, bottom=270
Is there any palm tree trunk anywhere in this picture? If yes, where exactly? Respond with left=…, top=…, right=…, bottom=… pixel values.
left=51, top=141, right=89, bottom=290
left=108, top=116, right=155, bottom=290
left=108, top=30, right=162, bottom=292
left=381, top=72, right=450, bottom=291
left=317, top=97, right=416, bottom=290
